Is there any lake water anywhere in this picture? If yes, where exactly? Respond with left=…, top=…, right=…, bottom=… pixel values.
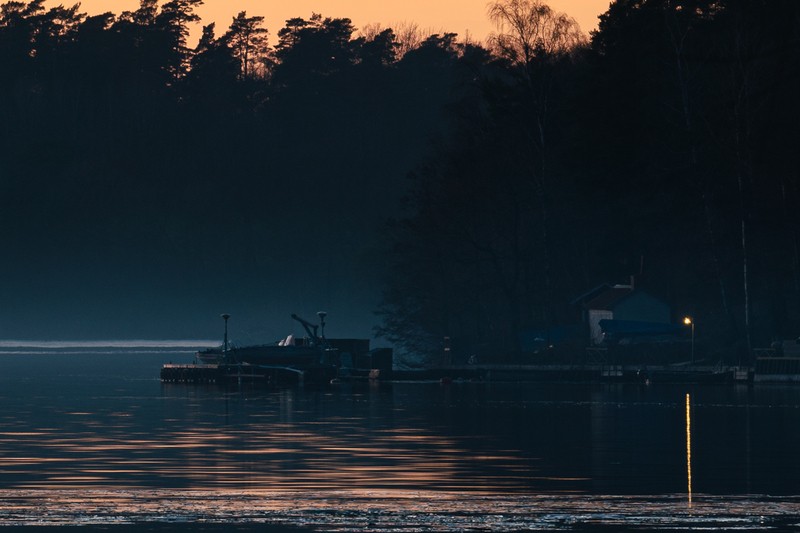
left=0, top=344, right=799, bottom=531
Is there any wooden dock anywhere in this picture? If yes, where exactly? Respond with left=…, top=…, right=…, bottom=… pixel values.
left=160, top=364, right=221, bottom=383
left=161, top=360, right=800, bottom=386
left=395, top=363, right=750, bottom=384
left=160, top=363, right=337, bottom=385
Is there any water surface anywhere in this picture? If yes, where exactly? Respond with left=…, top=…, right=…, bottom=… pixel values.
left=0, top=347, right=798, bottom=531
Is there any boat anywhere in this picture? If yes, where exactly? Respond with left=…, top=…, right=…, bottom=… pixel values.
left=187, top=312, right=393, bottom=384
left=196, top=312, right=336, bottom=366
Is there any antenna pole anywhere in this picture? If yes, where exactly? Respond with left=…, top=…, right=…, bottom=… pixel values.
left=221, top=314, right=231, bottom=354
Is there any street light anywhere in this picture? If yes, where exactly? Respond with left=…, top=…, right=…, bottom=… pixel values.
left=317, top=311, right=327, bottom=339
left=683, top=316, right=694, bottom=363
left=221, top=313, right=231, bottom=354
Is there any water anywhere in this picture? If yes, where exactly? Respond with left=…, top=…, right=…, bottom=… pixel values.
left=0, top=345, right=799, bottom=531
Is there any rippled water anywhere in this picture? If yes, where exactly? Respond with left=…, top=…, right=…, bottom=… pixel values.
left=0, top=349, right=799, bottom=531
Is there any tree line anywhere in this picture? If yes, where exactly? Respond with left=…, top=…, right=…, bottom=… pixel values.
left=0, top=0, right=472, bottom=338
left=0, top=0, right=797, bottom=356
left=376, top=0, right=800, bottom=363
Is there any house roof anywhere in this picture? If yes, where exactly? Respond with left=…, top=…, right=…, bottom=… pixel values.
left=570, top=283, right=611, bottom=306
left=584, top=287, right=634, bottom=310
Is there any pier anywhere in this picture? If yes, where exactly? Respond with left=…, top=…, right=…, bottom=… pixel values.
left=162, top=360, right=800, bottom=386
left=393, top=363, right=756, bottom=384
left=160, top=364, right=220, bottom=383
left=160, top=362, right=339, bottom=385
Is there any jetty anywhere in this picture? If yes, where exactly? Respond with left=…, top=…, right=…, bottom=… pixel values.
left=161, top=312, right=394, bottom=386
left=161, top=348, right=394, bottom=386
left=160, top=362, right=338, bottom=385
left=391, top=362, right=753, bottom=384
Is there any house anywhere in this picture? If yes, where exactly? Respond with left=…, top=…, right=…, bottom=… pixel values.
left=582, top=280, right=671, bottom=345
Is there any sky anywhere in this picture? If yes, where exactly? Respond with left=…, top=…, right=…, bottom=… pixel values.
left=59, top=0, right=611, bottom=45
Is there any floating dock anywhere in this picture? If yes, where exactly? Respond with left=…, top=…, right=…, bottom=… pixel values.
left=393, top=363, right=754, bottom=384
left=161, top=358, right=800, bottom=386
left=160, top=364, right=221, bottom=383
left=160, top=363, right=338, bottom=385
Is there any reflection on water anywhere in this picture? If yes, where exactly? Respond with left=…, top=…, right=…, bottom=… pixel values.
left=0, top=385, right=542, bottom=492
left=686, top=393, right=692, bottom=505
left=1, top=353, right=800, bottom=530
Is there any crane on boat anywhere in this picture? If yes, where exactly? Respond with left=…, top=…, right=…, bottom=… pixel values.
left=291, top=312, right=329, bottom=347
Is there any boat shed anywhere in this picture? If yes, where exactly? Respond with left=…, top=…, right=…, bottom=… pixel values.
left=584, top=285, right=671, bottom=345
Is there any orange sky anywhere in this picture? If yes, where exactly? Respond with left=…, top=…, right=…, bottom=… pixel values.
left=56, top=0, right=610, bottom=45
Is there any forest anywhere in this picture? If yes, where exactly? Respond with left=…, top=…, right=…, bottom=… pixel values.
left=0, top=0, right=798, bottom=363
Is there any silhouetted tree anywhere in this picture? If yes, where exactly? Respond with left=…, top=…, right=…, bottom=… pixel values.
left=356, top=28, right=398, bottom=68
left=272, top=13, right=356, bottom=87
left=392, top=21, right=424, bottom=58
left=485, top=0, right=587, bottom=344
left=488, top=0, right=585, bottom=63
left=1, top=0, right=797, bottom=350
left=155, top=0, right=202, bottom=81
left=183, top=22, right=242, bottom=111
left=706, top=0, right=800, bottom=358
left=587, top=0, right=800, bottom=359
left=223, top=11, right=269, bottom=80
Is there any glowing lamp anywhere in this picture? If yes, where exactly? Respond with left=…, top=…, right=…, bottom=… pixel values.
left=683, top=316, right=695, bottom=363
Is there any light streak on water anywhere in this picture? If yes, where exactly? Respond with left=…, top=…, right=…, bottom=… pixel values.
left=686, top=392, right=692, bottom=505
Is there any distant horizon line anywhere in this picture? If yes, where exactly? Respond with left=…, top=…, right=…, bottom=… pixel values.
left=0, top=340, right=218, bottom=348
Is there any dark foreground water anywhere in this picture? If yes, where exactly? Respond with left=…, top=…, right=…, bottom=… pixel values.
left=0, top=345, right=799, bottom=531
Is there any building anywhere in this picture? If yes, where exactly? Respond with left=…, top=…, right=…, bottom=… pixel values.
left=582, top=280, right=671, bottom=345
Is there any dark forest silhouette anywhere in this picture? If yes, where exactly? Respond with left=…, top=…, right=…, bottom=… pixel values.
left=0, top=0, right=798, bottom=362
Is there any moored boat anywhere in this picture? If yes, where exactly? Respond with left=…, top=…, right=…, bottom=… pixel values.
left=182, top=312, right=392, bottom=385
left=196, top=312, right=336, bottom=367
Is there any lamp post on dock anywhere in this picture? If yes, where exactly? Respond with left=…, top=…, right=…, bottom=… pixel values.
left=317, top=311, right=327, bottom=339
left=683, top=316, right=694, bottom=364
left=221, top=313, right=231, bottom=354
